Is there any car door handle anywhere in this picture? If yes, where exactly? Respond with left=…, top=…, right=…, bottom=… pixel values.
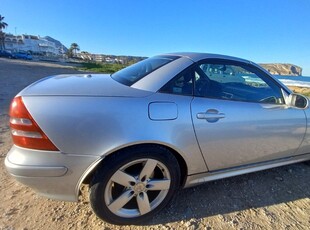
left=197, top=109, right=225, bottom=122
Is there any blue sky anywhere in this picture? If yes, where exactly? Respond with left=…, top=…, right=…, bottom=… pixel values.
left=1, top=0, right=310, bottom=75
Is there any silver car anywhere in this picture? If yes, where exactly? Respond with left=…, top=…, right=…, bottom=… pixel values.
left=5, top=53, right=310, bottom=225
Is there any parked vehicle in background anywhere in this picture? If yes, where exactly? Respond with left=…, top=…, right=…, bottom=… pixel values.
left=5, top=52, right=310, bottom=225
left=13, top=51, right=32, bottom=60
left=0, top=50, right=15, bottom=59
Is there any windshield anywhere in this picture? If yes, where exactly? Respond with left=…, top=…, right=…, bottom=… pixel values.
left=111, top=55, right=179, bottom=86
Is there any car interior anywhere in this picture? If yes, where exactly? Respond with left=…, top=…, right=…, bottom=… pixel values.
left=161, top=62, right=284, bottom=104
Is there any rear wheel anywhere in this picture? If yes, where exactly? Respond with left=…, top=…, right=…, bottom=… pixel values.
left=90, top=146, right=180, bottom=225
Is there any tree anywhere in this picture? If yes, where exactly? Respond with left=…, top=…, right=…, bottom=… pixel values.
left=70, top=43, right=80, bottom=57
left=66, top=48, right=74, bottom=58
left=0, top=14, right=8, bottom=50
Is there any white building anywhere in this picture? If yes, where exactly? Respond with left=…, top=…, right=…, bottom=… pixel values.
left=4, top=34, right=61, bottom=55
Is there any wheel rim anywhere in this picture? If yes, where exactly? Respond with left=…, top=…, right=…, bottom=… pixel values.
left=104, top=158, right=171, bottom=218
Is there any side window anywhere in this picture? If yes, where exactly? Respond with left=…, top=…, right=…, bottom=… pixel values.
left=159, top=69, right=194, bottom=96
left=195, top=61, right=284, bottom=104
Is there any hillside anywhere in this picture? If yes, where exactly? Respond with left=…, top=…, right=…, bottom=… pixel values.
left=260, top=63, right=302, bottom=76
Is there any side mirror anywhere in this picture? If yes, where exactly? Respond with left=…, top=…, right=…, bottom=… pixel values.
left=288, top=93, right=309, bottom=109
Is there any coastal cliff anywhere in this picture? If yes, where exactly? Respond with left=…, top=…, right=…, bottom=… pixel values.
left=259, top=63, right=302, bottom=76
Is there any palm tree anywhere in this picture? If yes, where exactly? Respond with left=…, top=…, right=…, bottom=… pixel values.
left=0, top=15, right=8, bottom=30
left=0, top=15, right=8, bottom=50
left=70, top=43, right=80, bottom=57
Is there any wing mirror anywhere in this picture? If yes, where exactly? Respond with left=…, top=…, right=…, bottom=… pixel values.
left=287, top=93, right=309, bottom=109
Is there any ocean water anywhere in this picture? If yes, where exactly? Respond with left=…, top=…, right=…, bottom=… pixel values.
left=275, top=75, right=310, bottom=88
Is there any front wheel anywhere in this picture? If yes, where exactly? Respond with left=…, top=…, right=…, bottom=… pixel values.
left=89, top=146, right=181, bottom=225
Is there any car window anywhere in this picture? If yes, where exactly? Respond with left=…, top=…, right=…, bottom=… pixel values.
left=195, top=60, right=284, bottom=104
left=111, top=55, right=180, bottom=86
left=159, top=68, right=194, bottom=96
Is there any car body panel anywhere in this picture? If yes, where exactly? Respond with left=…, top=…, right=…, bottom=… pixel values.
left=191, top=98, right=307, bottom=170
left=148, top=102, right=178, bottom=120
left=19, top=74, right=153, bottom=97
left=22, top=93, right=207, bottom=175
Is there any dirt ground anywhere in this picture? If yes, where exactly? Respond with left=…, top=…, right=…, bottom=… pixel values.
left=0, top=58, right=309, bottom=230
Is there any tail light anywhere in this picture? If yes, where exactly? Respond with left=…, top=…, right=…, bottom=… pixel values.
left=9, top=96, right=59, bottom=151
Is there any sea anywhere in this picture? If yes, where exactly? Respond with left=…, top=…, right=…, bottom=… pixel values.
left=275, top=75, right=310, bottom=88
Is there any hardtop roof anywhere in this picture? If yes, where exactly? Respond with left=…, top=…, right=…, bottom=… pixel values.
left=161, top=52, right=252, bottom=63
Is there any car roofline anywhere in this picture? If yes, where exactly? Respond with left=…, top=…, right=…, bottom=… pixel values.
left=160, top=52, right=252, bottom=64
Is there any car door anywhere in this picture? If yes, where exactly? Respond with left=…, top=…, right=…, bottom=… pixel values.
left=191, top=59, right=306, bottom=171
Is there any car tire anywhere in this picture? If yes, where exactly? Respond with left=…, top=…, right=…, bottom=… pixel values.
left=89, top=145, right=181, bottom=225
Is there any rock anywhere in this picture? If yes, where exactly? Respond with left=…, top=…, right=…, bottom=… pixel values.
left=259, top=63, right=302, bottom=76
left=275, top=177, right=283, bottom=181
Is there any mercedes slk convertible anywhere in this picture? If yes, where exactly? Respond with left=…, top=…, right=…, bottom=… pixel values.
left=5, top=53, right=310, bottom=225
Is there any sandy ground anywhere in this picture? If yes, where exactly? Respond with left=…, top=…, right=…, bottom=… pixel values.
left=287, top=86, right=310, bottom=96
left=0, top=58, right=309, bottom=230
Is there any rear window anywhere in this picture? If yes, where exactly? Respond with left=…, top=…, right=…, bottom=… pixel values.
left=111, top=55, right=179, bottom=86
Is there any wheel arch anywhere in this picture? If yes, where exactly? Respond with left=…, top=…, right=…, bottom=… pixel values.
left=80, top=143, right=188, bottom=192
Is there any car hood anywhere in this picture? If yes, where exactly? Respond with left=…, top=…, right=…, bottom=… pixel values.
left=18, top=74, right=153, bottom=97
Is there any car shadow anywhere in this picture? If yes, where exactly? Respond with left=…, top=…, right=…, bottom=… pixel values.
left=148, top=162, right=310, bottom=225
